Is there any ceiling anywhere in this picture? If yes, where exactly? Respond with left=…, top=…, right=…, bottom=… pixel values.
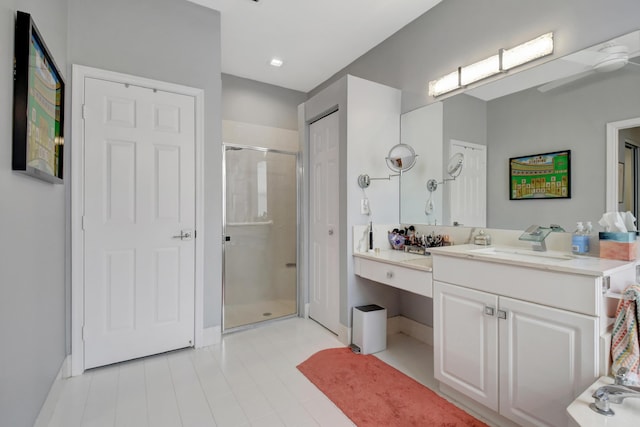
left=187, top=0, right=441, bottom=93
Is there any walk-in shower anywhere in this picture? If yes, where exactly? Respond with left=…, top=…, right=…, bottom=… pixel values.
left=222, top=144, right=299, bottom=331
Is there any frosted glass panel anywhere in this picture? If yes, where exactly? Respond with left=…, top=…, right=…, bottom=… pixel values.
left=223, top=146, right=298, bottom=330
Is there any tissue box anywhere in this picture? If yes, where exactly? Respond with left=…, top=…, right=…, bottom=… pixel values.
left=599, top=232, right=638, bottom=260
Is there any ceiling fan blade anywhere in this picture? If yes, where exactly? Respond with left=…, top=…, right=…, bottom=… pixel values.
left=537, top=70, right=596, bottom=92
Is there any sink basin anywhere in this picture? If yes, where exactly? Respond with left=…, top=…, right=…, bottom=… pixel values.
left=469, top=247, right=576, bottom=261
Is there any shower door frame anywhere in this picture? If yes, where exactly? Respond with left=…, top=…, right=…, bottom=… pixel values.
left=222, top=143, right=302, bottom=333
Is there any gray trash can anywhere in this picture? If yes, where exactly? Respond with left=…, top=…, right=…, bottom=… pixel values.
left=352, top=304, right=387, bottom=354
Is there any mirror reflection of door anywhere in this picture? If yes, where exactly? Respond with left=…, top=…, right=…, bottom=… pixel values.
left=448, top=140, right=487, bottom=227
left=618, top=128, right=640, bottom=220
left=223, top=145, right=298, bottom=331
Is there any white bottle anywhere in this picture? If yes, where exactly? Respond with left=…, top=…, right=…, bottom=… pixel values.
left=584, top=221, right=593, bottom=254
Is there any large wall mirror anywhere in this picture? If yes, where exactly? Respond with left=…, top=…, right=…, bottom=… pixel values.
left=401, top=30, right=640, bottom=231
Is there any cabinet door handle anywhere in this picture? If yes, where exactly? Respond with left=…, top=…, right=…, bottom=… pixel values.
left=497, top=309, right=508, bottom=320
left=484, top=306, right=495, bottom=316
left=386, top=271, right=394, bottom=279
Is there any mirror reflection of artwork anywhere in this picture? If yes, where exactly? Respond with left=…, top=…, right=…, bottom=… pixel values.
left=509, top=150, right=571, bottom=200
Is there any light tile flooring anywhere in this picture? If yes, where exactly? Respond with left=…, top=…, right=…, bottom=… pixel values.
left=43, top=317, right=437, bottom=427
left=224, top=299, right=297, bottom=330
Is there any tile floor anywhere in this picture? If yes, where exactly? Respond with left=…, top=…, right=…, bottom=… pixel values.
left=42, top=317, right=436, bottom=427
left=224, top=299, right=297, bottom=330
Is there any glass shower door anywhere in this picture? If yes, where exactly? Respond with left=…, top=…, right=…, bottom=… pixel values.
left=223, top=145, right=298, bottom=330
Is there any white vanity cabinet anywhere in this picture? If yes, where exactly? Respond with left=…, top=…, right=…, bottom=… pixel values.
left=434, top=281, right=597, bottom=427
left=353, top=256, right=432, bottom=297
left=430, top=252, right=627, bottom=427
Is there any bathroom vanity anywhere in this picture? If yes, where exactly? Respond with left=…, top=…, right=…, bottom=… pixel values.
left=353, top=249, right=432, bottom=297
left=428, top=244, right=637, bottom=427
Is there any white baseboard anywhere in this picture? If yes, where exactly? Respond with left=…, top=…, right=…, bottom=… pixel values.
left=303, top=303, right=309, bottom=318
left=337, top=324, right=350, bottom=345
left=34, top=355, right=70, bottom=427
left=202, top=326, right=221, bottom=347
left=387, top=315, right=433, bottom=346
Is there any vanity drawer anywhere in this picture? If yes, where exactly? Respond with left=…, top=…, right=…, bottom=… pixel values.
left=432, top=255, right=600, bottom=315
left=354, top=257, right=433, bottom=297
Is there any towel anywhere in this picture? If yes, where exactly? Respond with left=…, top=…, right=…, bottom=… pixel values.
left=611, top=284, right=640, bottom=383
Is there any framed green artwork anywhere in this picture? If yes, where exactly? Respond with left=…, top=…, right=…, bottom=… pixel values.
left=509, top=150, right=571, bottom=200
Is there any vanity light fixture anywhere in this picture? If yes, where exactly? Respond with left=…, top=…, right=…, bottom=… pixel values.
left=428, top=69, right=460, bottom=98
left=500, top=32, right=554, bottom=70
left=460, top=54, right=500, bottom=86
left=270, top=58, right=284, bottom=67
left=428, top=32, right=554, bottom=97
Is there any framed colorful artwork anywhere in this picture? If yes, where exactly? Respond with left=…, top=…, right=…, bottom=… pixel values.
left=12, top=11, right=65, bottom=183
left=509, top=150, right=571, bottom=200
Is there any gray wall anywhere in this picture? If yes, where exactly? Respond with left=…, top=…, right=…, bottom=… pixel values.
left=0, top=3, right=68, bottom=426
left=68, top=0, right=222, bottom=329
left=311, top=0, right=640, bottom=113
left=487, top=71, right=640, bottom=231
left=222, top=74, right=306, bottom=130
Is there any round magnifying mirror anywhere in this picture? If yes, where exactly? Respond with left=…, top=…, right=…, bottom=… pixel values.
left=447, top=152, right=464, bottom=178
left=385, top=143, right=417, bottom=173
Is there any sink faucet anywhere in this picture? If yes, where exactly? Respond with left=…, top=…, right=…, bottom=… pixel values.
left=518, top=225, right=552, bottom=251
left=591, top=384, right=640, bottom=416
left=590, top=368, right=640, bottom=416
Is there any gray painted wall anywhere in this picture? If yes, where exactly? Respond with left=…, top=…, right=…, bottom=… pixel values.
left=67, top=0, right=222, bottom=329
left=487, top=71, right=640, bottom=231
left=311, top=0, right=640, bottom=113
left=222, top=74, right=306, bottom=130
left=0, top=3, right=67, bottom=426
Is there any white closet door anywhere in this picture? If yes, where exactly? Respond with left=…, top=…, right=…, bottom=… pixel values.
left=83, top=77, right=196, bottom=369
left=309, top=111, right=340, bottom=334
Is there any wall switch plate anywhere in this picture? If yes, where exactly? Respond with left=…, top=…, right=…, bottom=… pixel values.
left=360, top=198, right=370, bottom=215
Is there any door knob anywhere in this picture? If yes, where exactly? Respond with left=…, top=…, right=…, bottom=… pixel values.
left=173, top=230, right=194, bottom=241
left=328, top=229, right=334, bottom=235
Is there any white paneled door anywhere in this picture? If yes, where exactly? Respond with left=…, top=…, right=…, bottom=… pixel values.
left=309, top=111, right=340, bottom=334
left=83, top=78, right=196, bottom=369
left=449, top=140, right=487, bottom=227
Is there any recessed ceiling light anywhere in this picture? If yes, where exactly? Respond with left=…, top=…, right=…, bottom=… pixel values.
left=270, top=58, right=284, bottom=67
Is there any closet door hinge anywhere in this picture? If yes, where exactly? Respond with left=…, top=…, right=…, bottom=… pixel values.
left=81, top=325, right=85, bottom=341
left=82, top=104, right=87, bottom=119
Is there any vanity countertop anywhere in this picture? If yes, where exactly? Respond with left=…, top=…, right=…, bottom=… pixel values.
left=353, top=249, right=432, bottom=272
left=427, top=244, right=634, bottom=277
left=567, top=376, right=640, bottom=427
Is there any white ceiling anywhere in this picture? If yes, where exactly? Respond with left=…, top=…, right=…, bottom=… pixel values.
left=187, top=0, right=441, bottom=92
